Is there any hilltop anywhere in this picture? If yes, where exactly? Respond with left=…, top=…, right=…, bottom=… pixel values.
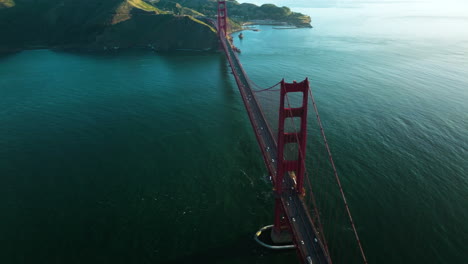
left=165, top=0, right=312, bottom=27
left=0, top=0, right=312, bottom=53
left=0, top=0, right=217, bottom=53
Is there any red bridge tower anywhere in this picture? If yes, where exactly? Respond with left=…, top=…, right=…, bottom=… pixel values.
left=217, top=1, right=228, bottom=37
left=273, top=79, right=310, bottom=242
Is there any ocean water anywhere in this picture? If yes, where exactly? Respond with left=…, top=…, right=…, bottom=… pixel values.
left=0, top=1, right=467, bottom=263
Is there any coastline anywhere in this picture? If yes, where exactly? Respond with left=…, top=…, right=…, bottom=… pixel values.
left=231, top=22, right=312, bottom=35
left=1, top=18, right=311, bottom=56
left=243, top=19, right=312, bottom=28
left=0, top=46, right=220, bottom=56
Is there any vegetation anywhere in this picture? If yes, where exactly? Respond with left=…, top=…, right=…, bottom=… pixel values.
left=0, top=0, right=217, bottom=52
left=0, top=0, right=15, bottom=9
left=153, top=1, right=204, bottom=16
left=0, top=0, right=311, bottom=53
left=127, top=0, right=162, bottom=12
left=157, top=0, right=312, bottom=27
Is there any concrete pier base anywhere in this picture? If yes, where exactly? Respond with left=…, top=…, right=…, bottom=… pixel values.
left=271, top=228, right=293, bottom=244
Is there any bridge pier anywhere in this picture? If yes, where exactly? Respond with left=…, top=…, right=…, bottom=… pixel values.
left=272, top=195, right=293, bottom=244
left=271, top=227, right=293, bottom=244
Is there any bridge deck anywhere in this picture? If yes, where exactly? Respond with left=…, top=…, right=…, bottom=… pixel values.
left=219, top=31, right=331, bottom=264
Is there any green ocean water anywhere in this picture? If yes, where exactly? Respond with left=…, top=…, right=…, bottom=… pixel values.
left=1, top=2, right=467, bottom=263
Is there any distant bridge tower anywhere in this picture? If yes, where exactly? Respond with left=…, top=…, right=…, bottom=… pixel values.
left=217, top=1, right=228, bottom=37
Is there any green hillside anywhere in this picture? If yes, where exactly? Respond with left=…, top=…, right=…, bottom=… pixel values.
left=0, top=0, right=217, bottom=52
left=158, top=0, right=312, bottom=27
left=0, top=0, right=311, bottom=53
left=0, top=0, right=15, bottom=9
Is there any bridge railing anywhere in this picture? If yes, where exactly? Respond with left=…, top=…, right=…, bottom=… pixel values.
left=218, top=28, right=280, bottom=182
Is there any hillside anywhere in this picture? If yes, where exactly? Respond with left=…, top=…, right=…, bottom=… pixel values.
left=0, top=0, right=15, bottom=9
left=0, top=0, right=217, bottom=53
left=0, top=0, right=311, bottom=53
left=158, top=0, right=312, bottom=27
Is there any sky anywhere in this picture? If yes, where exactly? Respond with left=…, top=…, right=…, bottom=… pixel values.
left=238, top=0, right=468, bottom=15
left=237, top=0, right=468, bottom=42
left=238, top=0, right=468, bottom=24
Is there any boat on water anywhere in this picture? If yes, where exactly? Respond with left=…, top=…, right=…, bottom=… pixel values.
left=252, top=29, right=260, bottom=32
left=239, top=33, right=244, bottom=39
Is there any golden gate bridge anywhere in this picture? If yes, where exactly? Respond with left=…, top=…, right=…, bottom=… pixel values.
left=208, top=2, right=368, bottom=263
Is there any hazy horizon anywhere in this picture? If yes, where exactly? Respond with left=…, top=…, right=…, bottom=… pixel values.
left=240, top=0, right=468, bottom=42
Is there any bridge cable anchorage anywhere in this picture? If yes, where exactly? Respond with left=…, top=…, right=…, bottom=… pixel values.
left=308, top=87, right=369, bottom=264
left=254, top=225, right=296, bottom=250
left=284, top=92, right=331, bottom=259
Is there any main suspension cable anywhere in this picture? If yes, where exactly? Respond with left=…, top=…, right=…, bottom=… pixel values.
left=284, top=92, right=332, bottom=260
left=308, top=87, right=368, bottom=264
left=251, top=80, right=281, bottom=92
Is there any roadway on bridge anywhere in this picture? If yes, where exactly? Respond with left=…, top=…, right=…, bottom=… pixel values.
left=219, top=30, right=331, bottom=264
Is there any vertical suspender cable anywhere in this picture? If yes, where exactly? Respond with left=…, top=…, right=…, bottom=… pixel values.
left=284, top=92, right=331, bottom=259
left=308, top=88, right=368, bottom=264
